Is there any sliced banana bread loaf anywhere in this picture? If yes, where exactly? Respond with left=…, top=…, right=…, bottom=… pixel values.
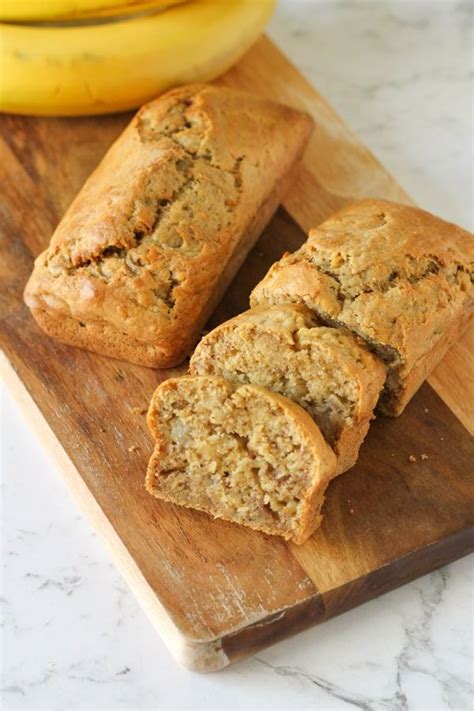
left=145, top=375, right=337, bottom=544
left=189, top=305, right=385, bottom=473
left=251, top=199, right=474, bottom=415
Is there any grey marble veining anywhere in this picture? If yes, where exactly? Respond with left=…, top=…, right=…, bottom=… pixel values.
left=1, top=1, right=473, bottom=709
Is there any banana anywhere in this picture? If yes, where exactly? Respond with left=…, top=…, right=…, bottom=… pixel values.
left=0, top=0, right=275, bottom=116
left=0, top=0, right=186, bottom=23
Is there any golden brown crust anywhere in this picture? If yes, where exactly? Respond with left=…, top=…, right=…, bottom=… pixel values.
left=24, top=84, right=313, bottom=368
left=189, top=304, right=385, bottom=473
left=30, top=306, right=181, bottom=367
left=145, top=375, right=337, bottom=544
left=378, top=304, right=473, bottom=415
left=251, top=199, right=474, bottom=415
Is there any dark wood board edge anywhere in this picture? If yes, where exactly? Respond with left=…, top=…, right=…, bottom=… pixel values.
left=220, top=527, right=474, bottom=669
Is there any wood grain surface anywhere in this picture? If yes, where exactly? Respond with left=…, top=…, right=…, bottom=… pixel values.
left=1, top=36, right=473, bottom=671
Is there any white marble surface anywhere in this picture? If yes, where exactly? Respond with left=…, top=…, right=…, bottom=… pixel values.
left=1, top=1, right=473, bottom=709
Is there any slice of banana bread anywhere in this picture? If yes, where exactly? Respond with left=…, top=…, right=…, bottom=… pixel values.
left=145, top=375, right=337, bottom=544
left=189, top=305, right=385, bottom=473
left=251, top=199, right=474, bottom=416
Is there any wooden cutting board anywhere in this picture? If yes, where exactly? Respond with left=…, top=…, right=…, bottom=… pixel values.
left=1, top=37, right=473, bottom=672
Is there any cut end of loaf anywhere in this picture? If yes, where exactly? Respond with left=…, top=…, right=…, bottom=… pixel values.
left=250, top=199, right=474, bottom=416
left=190, top=305, right=386, bottom=472
left=145, top=375, right=337, bottom=544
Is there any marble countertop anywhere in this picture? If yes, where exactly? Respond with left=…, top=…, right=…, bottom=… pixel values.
left=2, top=1, right=472, bottom=709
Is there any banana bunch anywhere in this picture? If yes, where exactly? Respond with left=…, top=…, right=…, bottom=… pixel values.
left=0, top=0, right=186, bottom=22
left=0, top=0, right=275, bottom=116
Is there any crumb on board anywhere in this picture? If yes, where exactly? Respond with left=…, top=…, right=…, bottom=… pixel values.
left=440, top=437, right=444, bottom=441
left=349, top=508, right=354, bottom=515
left=128, top=445, right=139, bottom=453
left=421, top=453, right=429, bottom=460
left=408, top=454, right=417, bottom=462
left=130, top=406, right=146, bottom=416
left=391, top=452, right=395, bottom=457
left=424, top=408, right=429, bottom=413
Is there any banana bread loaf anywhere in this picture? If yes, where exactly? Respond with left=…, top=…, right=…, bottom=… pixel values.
left=145, top=375, right=337, bottom=544
left=24, top=84, right=313, bottom=368
left=189, top=304, right=385, bottom=473
left=251, top=199, right=474, bottom=415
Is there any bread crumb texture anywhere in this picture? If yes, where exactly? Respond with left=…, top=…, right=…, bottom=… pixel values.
left=251, top=199, right=474, bottom=415
left=190, top=304, right=385, bottom=472
left=146, top=375, right=336, bottom=544
left=130, top=406, right=147, bottom=416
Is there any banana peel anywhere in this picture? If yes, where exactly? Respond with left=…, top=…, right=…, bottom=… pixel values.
left=0, top=0, right=187, bottom=22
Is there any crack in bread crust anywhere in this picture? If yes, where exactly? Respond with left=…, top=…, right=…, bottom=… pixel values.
left=42, top=96, right=244, bottom=318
